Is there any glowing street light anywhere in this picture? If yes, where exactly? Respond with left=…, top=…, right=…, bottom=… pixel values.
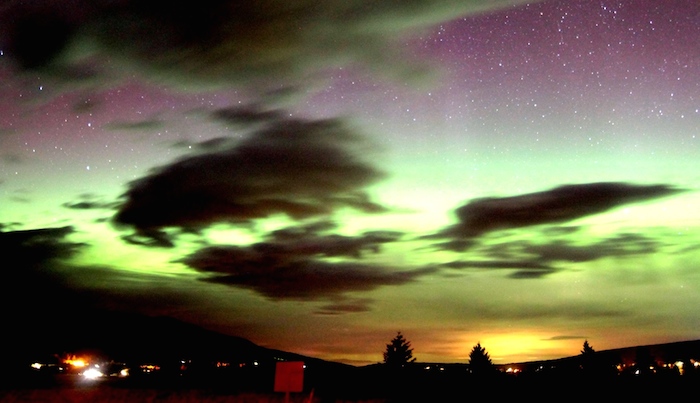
left=82, top=367, right=104, bottom=380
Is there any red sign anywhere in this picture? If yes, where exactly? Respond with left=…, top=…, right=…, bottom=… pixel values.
left=274, top=361, right=304, bottom=393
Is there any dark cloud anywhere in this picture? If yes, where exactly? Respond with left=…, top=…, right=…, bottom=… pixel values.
left=1, top=152, right=22, bottom=165
left=113, top=114, right=386, bottom=240
left=545, top=335, right=589, bottom=341
left=0, top=0, right=530, bottom=92
left=428, top=238, right=477, bottom=252
left=255, top=220, right=402, bottom=258
left=177, top=137, right=243, bottom=153
left=104, top=119, right=164, bottom=132
left=440, top=231, right=665, bottom=279
left=122, top=229, right=176, bottom=248
left=269, top=220, right=339, bottom=240
left=179, top=223, right=426, bottom=301
left=475, top=302, right=629, bottom=322
left=314, top=298, right=374, bottom=315
left=0, top=225, right=83, bottom=264
left=213, top=106, right=286, bottom=127
left=439, top=182, right=683, bottom=246
left=677, top=243, right=700, bottom=255
left=443, top=259, right=556, bottom=279
left=183, top=245, right=433, bottom=301
left=442, top=259, right=552, bottom=271
left=434, top=298, right=630, bottom=329
left=479, top=232, right=662, bottom=266
left=507, top=270, right=553, bottom=280
left=260, top=230, right=403, bottom=259
left=63, top=201, right=102, bottom=210
left=63, top=193, right=120, bottom=210
left=521, top=233, right=660, bottom=264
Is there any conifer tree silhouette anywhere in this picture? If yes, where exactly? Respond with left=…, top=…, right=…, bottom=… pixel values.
left=383, top=332, right=416, bottom=368
left=468, top=342, right=494, bottom=375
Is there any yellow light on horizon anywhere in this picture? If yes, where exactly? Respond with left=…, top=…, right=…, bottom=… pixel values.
left=460, top=332, right=576, bottom=363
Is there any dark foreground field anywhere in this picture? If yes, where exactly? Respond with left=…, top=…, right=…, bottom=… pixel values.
left=0, top=388, right=347, bottom=403
left=0, top=373, right=378, bottom=403
left=2, top=371, right=699, bottom=403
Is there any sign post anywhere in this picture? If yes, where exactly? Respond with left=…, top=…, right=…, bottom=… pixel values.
left=274, top=361, right=304, bottom=403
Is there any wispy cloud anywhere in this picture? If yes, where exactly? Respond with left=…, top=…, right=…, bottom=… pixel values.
left=0, top=0, right=531, bottom=93
left=63, top=193, right=120, bottom=211
left=314, top=298, right=375, bottom=315
left=442, top=259, right=556, bottom=279
left=545, top=335, right=589, bottom=341
left=440, top=230, right=667, bottom=279
left=104, top=119, right=164, bottom=132
left=474, top=302, right=629, bottom=322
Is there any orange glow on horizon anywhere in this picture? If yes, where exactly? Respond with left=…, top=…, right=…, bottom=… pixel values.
left=456, top=332, right=579, bottom=364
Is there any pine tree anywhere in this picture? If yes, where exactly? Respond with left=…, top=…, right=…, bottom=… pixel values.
left=383, top=332, right=416, bottom=368
left=581, top=340, right=595, bottom=355
left=468, top=342, right=494, bottom=375
left=580, top=339, right=597, bottom=373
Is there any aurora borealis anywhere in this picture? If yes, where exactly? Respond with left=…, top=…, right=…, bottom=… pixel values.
left=1, top=0, right=699, bottom=365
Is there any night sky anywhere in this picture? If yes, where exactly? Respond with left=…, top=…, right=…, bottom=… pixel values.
left=1, top=0, right=699, bottom=365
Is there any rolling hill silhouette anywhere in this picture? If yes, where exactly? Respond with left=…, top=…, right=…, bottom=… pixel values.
left=6, top=311, right=700, bottom=400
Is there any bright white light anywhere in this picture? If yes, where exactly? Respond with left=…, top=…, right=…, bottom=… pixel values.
left=83, top=368, right=103, bottom=380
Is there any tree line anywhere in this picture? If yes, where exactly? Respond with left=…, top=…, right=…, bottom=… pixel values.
left=382, top=332, right=698, bottom=377
left=383, top=332, right=494, bottom=375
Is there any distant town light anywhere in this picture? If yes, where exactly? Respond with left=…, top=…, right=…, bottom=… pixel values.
left=139, top=364, right=160, bottom=373
left=83, top=367, right=103, bottom=380
left=64, top=356, right=87, bottom=368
